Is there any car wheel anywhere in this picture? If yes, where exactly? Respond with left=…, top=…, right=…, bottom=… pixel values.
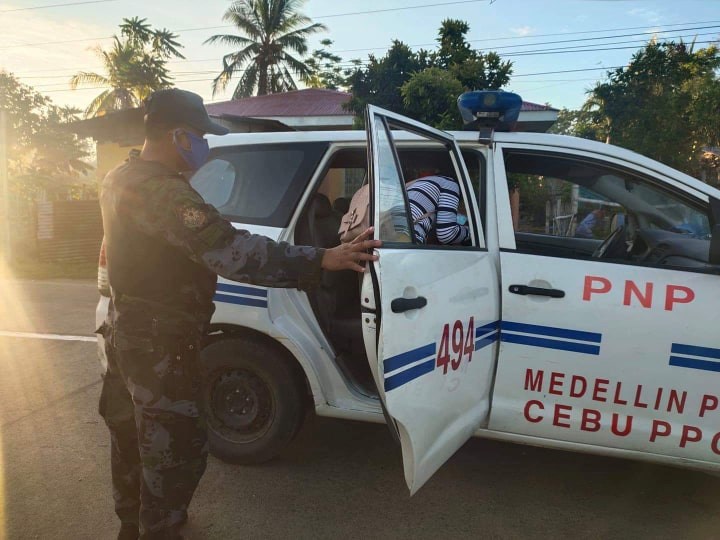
left=200, top=336, right=306, bottom=464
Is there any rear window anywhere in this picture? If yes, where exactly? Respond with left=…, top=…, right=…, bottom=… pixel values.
left=190, top=142, right=328, bottom=227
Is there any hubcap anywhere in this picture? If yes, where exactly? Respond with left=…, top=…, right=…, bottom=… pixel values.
left=210, top=368, right=274, bottom=443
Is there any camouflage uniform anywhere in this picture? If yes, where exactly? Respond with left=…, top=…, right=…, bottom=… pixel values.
left=99, top=154, right=324, bottom=539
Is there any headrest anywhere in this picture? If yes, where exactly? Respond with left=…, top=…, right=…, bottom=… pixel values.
left=313, top=194, right=332, bottom=218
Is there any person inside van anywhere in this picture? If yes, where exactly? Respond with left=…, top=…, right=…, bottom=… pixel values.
left=407, top=174, right=470, bottom=245
left=575, top=207, right=606, bottom=239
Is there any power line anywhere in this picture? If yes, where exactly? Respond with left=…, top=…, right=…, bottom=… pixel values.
left=501, top=39, right=718, bottom=58
left=0, top=0, right=118, bottom=13
left=324, top=23, right=720, bottom=54
left=9, top=26, right=719, bottom=79
left=1, top=0, right=716, bottom=51
left=512, top=66, right=624, bottom=77
left=37, top=65, right=631, bottom=93
left=314, top=0, right=490, bottom=19
left=0, top=0, right=491, bottom=49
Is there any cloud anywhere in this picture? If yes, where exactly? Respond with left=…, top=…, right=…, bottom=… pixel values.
left=510, top=26, right=533, bottom=37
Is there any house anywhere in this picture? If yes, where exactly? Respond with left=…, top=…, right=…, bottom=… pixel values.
left=206, top=88, right=559, bottom=133
left=207, top=88, right=354, bottom=131
left=67, top=88, right=558, bottom=180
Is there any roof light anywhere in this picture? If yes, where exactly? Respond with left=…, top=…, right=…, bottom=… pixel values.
left=457, top=90, right=522, bottom=132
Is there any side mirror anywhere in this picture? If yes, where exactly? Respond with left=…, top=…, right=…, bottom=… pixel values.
left=710, top=224, right=720, bottom=265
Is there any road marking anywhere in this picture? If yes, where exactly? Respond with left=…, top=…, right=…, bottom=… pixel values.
left=0, top=331, right=96, bottom=342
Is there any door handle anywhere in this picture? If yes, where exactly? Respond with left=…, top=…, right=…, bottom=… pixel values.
left=509, top=285, right=565, bottom=298
left=391, top=296, right=428, bottom=313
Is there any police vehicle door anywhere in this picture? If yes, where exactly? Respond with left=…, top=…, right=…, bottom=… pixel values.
left=490, top=142, right=720, bottom=466
left=362, top=106, right=500, bottom=494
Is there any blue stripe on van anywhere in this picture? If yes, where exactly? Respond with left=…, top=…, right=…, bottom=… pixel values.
left=215, top=283, right=268, bottom=298
left=213, top=293, right=268, bottom=309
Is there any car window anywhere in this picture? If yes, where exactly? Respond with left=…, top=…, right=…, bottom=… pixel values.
left=504, top=149, right=713, bottom=268
left=371, top=122, right=480, bottom=249
left=191, top=142, right=328, bottom=227
left=308, top=142, right=483, bottom=248
left=375, top=122, right=413, bottom=243
left=313, top=148, right=367, bottom=215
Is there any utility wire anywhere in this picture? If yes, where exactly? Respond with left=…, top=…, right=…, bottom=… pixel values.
left=37, top=65, right=632, bottom=93
left=0, top=0, right=118, bottom=13
left=2, top=3, right=718, bottom=50
left=0, top=0, right=490, bottom=48
left=10, top=27, right=720, bottom=78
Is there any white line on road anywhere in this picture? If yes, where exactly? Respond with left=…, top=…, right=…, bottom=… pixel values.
left=0, top=331, right=96, bottom=342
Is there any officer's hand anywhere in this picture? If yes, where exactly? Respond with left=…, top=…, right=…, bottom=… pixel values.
left=322, top=227, right=382, bottom=273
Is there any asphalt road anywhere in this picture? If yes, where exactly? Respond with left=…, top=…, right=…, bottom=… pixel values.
left=0, top=278, right=719, bottom=540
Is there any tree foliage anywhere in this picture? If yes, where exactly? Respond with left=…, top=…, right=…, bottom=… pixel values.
left=401, top=68, right=464, bottom=130
left=304, top=39, right=348, bottom=90
left=70, top=17, right=184, bottom=117
left=346, top=19, right=513, bottom=128
left=205, top=0, right=326, bottom=97
left=586, top=40, right=720, bottom=175
left=1, top=72, right=92, bottom=199
left=345, top=41, right=430, bottom=123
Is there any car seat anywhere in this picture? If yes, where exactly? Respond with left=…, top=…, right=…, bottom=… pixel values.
left=295, top=193, right=369, bottom=386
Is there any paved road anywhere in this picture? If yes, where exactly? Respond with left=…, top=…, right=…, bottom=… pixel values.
left=0, top=279, right=719, bottom=539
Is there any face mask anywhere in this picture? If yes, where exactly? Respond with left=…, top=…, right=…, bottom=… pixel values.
left=457, top=214, right=468, bottom=226
left=173, top=130, right=210, bottom=170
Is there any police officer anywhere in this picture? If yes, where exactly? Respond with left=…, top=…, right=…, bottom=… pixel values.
left=98, top=89, right=380, bottom=540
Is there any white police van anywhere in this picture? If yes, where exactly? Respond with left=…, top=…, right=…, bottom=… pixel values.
left=97, top=92, right=720, bottom=493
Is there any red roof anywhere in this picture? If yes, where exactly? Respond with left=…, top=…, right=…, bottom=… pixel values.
left=207, top=89, right=351, bottom=118
left=521, top=101, right=558, bottom=112
left=206, top=88, right=557, bottom=118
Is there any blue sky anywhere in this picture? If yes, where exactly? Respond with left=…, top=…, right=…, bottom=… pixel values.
left=1, top=0, right=719, bottom=112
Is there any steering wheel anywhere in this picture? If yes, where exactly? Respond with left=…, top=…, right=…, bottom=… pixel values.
left=592, top=225, right=627, bottom=259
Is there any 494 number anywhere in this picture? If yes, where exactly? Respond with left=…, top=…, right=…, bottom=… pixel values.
left=436, top=317, right=475, bottom=375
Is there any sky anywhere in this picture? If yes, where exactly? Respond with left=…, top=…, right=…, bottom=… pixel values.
left=1, top=0, right=719, bottom=114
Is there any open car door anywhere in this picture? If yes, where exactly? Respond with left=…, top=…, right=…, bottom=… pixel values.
left=361, top=105, right=500, bottom=494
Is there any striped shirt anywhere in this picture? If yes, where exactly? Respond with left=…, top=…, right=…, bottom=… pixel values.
left=407, top=176, right=470, bottom=245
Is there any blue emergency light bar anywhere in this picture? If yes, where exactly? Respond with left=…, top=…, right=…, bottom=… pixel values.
left=457, top=90, right=523, bottom=132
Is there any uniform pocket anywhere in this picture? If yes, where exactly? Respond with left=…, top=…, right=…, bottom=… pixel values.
left=112, top=325, right=156, bottom=353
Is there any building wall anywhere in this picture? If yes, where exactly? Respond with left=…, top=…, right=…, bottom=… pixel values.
left=96, top=142, right=142, bottom=181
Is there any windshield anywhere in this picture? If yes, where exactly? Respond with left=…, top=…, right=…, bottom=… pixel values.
left=591, top=174, right=711, bottom=238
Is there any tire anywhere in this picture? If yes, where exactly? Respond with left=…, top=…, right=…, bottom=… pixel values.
left=199, top=336, right=306, bottom=465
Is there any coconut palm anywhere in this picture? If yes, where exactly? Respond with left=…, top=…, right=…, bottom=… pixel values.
left=70, top=18, right=184, bottom=117
left=205, top=0, right=326, bottom=98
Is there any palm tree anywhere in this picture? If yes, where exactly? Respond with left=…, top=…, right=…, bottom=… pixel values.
left=205, top=0, right=326, bottom=98
left=70, top=18, right=184, bottom=117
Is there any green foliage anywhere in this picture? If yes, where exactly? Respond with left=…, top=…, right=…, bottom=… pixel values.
left=547, top=106, right=608, bottom=142
left=345, top=41, right=430, bottom=125
left=205, top=0, right=326, bottom=97
left=435, top=19, right=474, bottom=68
left=346, top=19, right=513, bottom=128
left=71, top=17, right=184, bottom=117
left=587, top=40, right=720, bottom=175
left=304, top=39, right=348, bottom=90
left=1, top=71, right=92, bottom=200
left=401, top=68, right=463, bottom=129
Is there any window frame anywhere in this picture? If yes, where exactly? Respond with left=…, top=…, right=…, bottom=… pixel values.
left=194, top=141, right=330, bottom=228
left=367, top=111, right=485, bottom=252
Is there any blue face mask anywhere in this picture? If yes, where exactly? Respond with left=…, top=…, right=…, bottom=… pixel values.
left=457, top=214, right=468, bottom=226
left=173, top=130, right=210, bottom=170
